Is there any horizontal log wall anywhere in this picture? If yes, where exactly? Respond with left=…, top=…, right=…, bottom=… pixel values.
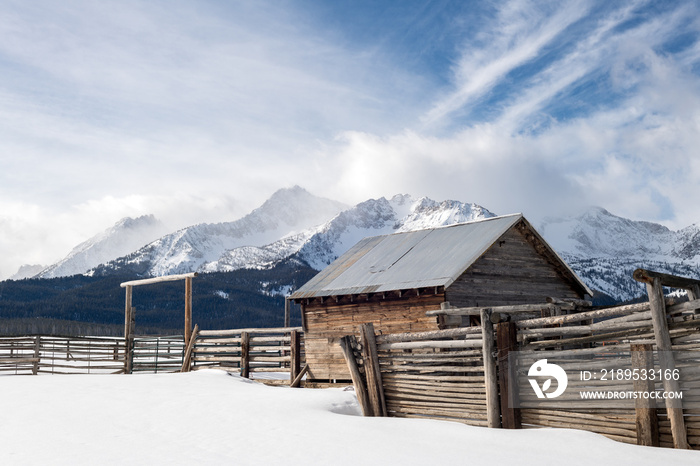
left=304, top=294, right=443, bottom=380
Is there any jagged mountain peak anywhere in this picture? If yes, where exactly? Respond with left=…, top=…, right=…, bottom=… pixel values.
left=398, top=197, right=496, bottom=232
left=295, top=195, right=497, bottom=270
left=540, top=206, right=675, bottom=259
left=540, top=206, right=700, bottom=302
left=36, top=215, right=169, bottom=279
left=89, top=192, right=497, bottom=278
left=115, top=214, right=160, bottom=228
left=674, top=223, right=700, bottom=260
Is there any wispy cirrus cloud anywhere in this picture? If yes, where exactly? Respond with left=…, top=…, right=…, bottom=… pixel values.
left=422, top=0, right=594, bottom=128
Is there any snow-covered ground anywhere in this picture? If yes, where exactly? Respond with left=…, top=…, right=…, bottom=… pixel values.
left=1, top=370, right=697, bottom=465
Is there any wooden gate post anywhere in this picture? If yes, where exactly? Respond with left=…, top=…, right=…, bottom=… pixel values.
left=631, top=343, right=659, bottom=446
left=496, top=320, right=521, bottom=429
left=646, top=277, right=689, bottom=449
left=481, top=309, right=501, bottom=428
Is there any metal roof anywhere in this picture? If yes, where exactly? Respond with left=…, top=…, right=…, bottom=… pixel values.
left=291, top=214, right=543, bottom=299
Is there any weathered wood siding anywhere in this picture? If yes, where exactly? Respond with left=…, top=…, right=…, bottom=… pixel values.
left=302, top=222, right=586, bottom=381
left=445, top=227, right=582, bottom=309
left=304, top=294, right=443, bottom=380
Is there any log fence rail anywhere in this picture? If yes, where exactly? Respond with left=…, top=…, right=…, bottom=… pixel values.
left=340, top=269, right=700, bottom=451
left=0, top=335, right=125, bottom=375
left=189, top=327, right=303, bottom=385
left=0, top=326, right=304, bottom=385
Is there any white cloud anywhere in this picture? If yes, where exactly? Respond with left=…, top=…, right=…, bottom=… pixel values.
left=321, top=41, right=700, bottom=229
left=0, top=0, right=423, bottom=203
left=2, top=0, right=700, bottom=278
left=0, top=192, right=251, bottom=279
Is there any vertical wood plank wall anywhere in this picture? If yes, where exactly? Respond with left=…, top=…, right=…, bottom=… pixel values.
left=446, top=228, right=581, bottom=309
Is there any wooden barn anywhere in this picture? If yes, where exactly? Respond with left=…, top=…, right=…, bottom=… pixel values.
left=290, top=214, right=592, bottom=384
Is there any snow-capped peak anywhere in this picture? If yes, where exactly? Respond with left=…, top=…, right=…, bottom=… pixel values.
left=294, top=195, right=497, bottom=270
left=539, top=206, right=700, bottom=302
left=36, top=215, right=169, bottom=279
left=540, top=206, right=674, bottom=259
left=397, top=197, right=496, bottom=232
left=9, top=264, right=46, bottom=280
left=90, top=187, right=348, bottom=277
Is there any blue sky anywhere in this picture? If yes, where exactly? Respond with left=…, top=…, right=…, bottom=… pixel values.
left=1, top=0, right=699, bottom=278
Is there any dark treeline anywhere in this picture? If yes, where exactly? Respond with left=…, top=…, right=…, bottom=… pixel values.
left=0, top=259, right=316, bottom=336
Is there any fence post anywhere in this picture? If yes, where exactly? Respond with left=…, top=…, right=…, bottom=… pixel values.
left=240, top=331, right=250, bottom=379
left=688, top=285, right=700, bottom=315
left=496, top=320, right=520, bottom=429
left=481, top=309, right=501, bottom=428
left=646, top=277, right=689, bottom=449
left=631, top=343, right=659, bottom=447
left=290, top=330, right=301, bottom=384
left=184, top=277, right=193, bottom=347
left=688, top=285, right=700, bottom=301
left=284, top=298, right=291, bottom=328
left=124, top=285, right=134, bottom=374
left=360, top=323, right=386, bottom=417
left=32, top=336, right=41, bottom=375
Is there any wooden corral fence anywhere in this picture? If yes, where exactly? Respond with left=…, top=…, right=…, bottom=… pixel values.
left=340, top=322, right=492, bottom=424
left=182, top=327, right=305, bottom=386
left=341, top=269, right=700, bottom=450
left=131, top=335, right=186, bottom=373
left=0, top=326, right=305, bottom=385
left=0, top=335, right=125, bottom=374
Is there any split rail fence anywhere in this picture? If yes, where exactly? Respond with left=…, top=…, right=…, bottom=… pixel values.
left=183, top=327, right=305, bottom=385
left=0, top=327, right=305, bottom=385
left=341, top=269, right=700, bottom=451
left=0, top=335, right=125, bottom=375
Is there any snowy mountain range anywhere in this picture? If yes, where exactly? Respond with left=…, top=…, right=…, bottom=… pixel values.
left=539, top=207, right=700, bottom=302
left=12, top=187, right=700, bottom=303
left=89, top=186, right=348, bottom=277
left=88, top=189, right=496, bottom=278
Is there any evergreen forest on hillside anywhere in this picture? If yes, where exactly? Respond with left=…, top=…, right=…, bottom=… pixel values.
left=0, top=260, right=316, bottom=336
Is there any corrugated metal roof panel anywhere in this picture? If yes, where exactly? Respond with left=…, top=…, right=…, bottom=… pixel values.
left=290, top=214, right=522, bottom=299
